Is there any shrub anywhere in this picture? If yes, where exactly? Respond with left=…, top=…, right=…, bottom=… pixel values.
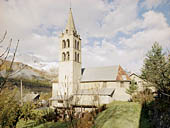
left=132, top=88, right=154, bottom=105
left=0, top=88, right=21, bottom=128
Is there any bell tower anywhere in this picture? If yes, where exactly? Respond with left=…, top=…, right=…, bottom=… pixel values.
left=58, top=8, right=81, bottom=96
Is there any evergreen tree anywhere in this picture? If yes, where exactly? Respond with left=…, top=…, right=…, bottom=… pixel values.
left=126, top=79, right=138, bottom=96
left=141, top=42, right=170, bottom=98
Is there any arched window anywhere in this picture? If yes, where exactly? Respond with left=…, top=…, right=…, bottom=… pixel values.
left=77, top=53, right=79, bottom=62
left=74, top=40, right=77, bottom=49
left=75, top=52, right=77, bottom=61
left=77, top=41, right=79, bottom=50
left=62, top=40, right=66, bottom=48
left=67, top=52, right=70, bottom=61
left=62, top=52, right=66, bottom=61
left=67, top=39, right=70, bottom=48
left=66, top=29, right=68, bottom=34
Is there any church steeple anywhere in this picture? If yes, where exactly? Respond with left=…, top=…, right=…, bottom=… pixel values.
left=58, top=7, right=81, bottom=96
left=65, top=8, right=76, bottom=34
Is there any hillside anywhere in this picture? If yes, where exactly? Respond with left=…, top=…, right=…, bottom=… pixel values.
left=93, top=101, right=145, bottom=128
left=0, top=60, right=58, bottom=92
left=0, top=60, right=58, bottom=83
left=16, top=101, right=150, bottom=128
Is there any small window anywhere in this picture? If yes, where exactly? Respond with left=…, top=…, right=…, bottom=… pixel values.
left=77, top=41, right=79, bottom=50
left=67, top=39, right=70, bottom=48
left=120, top=82, right=124, bottom=87
left=62, top=52, right=66, bottom=61
left=66, top=29, right=68, bottom=34
left=58, top=100, right=63, bottom=103
left=74, top=40, right=77, bottom=49
left=77, top=53, right=79, bottom=62
left=67, top=52, right=70, bottom=61
left=62, top=40, right=66, bottom=48
left=122, top=75, right=127, bottom=80
left=75, top=52, right=77, bottom=61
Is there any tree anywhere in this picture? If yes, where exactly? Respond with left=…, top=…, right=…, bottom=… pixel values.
left=141, top=42, right=170, bottom=98
left=0, top=31, right=19, bottom=91
left=126, top=79, right=138, bottom=96
left=0, top=88, right=21, bottom=128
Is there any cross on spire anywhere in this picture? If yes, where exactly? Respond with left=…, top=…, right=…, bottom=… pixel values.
left=70, top=0, right=71, bottom=9
left=65, top=8, right=76, bottom=34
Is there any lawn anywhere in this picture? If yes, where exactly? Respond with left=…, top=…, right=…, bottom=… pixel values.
left=93, top=101, right=142, bottom=128
left=16, top=119, right=69, bottom=128
left=17, top=101, right=151, bottom=128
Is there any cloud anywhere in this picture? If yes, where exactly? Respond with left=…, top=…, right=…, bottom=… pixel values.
left=141, top=0, right=168, bottom=9
left=82, top=10, right=170, bottom=73
left=0, top=0, right=170, bottom=73
left=121, top=11, right=170, bottom=49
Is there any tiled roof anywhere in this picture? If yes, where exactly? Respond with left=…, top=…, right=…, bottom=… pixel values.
left=75, top=88, right=115, bottom=96
left=23, top=93, right=39, bottom=102
left=81, top=65, right=130, bottom=82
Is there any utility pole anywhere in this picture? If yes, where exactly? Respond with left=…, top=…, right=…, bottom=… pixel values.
left=20, top=79, right=23, bottom=105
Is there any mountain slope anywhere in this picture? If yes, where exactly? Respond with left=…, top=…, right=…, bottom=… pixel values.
left=0, top=60, right=58, bottom=83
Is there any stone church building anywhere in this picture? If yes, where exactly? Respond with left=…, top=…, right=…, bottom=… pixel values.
left=51, top=9, right=131, bottom=108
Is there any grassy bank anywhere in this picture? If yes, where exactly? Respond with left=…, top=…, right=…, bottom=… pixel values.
left=93, top=101, right=142, bottom=128
left=17, top=101, right=151, bottom=128
left=16, top=119, right=69, bottom=128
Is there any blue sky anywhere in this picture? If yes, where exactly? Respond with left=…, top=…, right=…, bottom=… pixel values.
left=0, top=0, right=170, bottom=73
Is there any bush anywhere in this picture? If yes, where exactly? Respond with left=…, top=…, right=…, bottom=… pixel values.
left=132, top=88, right=154, bottom=105
left=0, top=88, right=21, bottom=128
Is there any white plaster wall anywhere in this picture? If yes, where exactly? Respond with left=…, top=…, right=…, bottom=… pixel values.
left=80, top=81, right=131, bottom=101
left=130, top=75, right=155, bottom=92
left=58, top=32, right=81, bottom=96
left=130, top=75, right=145, bottom=91
left=73, top=95, right=113, bottom=106
left=52, top=83, right=59, bottom=98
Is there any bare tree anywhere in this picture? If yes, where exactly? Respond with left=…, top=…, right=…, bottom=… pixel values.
left=0, top=31, right=19, bottom=91
left=55, top=76, right=83, bottom=128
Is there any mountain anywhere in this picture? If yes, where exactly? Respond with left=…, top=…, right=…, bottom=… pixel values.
left=0, top=60, right=58, bottom=83
left=8, top=53, right=59, bottom=72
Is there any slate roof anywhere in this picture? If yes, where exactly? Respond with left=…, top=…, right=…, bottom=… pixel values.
left=81, top=65, right=130, bottom=82
left=23, top=93, right=40, bottom=102
left=75, top=88, right=115, bottom=96
left=50, top=95, right=73, bottom=101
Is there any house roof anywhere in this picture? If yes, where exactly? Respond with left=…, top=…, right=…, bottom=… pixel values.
left=129, top=73, right=142, bottom=79
left=75, top=88, right=115, bottom=96
left=50, top=95, right=73, bottom=101
left=81, top=65, right=130, bottom=82
left=23, top=93, right=40, bottom=102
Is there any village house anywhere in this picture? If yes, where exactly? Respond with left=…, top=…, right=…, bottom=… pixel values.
left=23, top=92, right=40, bottom=102
left=129, top=73, right=155, bottom=92
left=51, top=8, right=131, bottom=110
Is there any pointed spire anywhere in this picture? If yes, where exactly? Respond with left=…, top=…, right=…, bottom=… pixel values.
left=65, top=8, right=76, bottom=34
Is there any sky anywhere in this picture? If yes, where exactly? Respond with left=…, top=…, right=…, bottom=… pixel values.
left=0, top=0, right=170, bottom=73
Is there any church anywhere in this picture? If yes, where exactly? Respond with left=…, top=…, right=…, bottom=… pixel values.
left=51, top=8, right=131, bottom=109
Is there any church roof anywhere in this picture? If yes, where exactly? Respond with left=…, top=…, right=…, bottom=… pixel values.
left=65, top=8, right=76, bottom=33
left=75, top=88, right=115, bottom=96
left=81, top=65, right=130, bottom=82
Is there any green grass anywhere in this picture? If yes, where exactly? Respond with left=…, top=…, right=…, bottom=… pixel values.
left=16, top=119, right=69, bottom=128
left=93, top=101, right=142, bottom=128
left=17, top=101, right=151, bottom=128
